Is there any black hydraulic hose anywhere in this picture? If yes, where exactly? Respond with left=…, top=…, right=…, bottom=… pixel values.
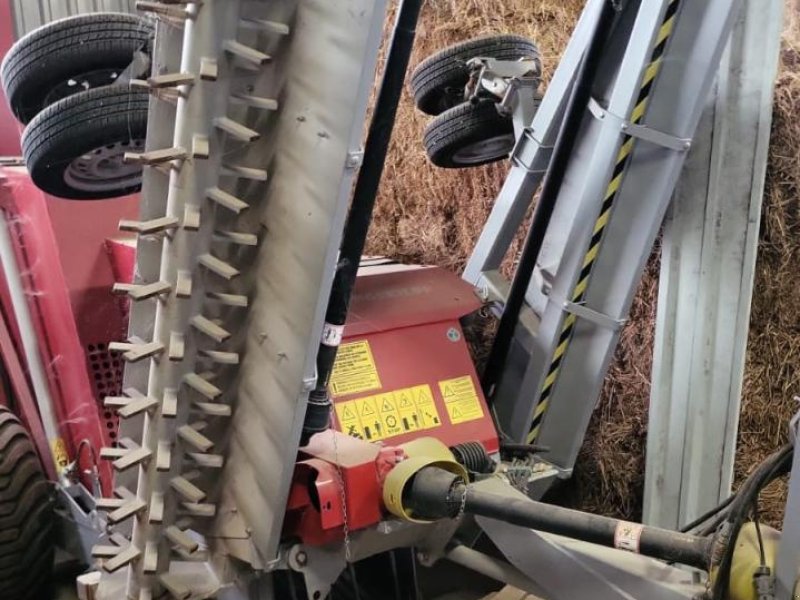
left=711, top=444, right=793, bottom=600
left=301, top=0, right=424, bottom=443
left=679, top=494, right=735, bottom=533
left=481, top=0, right=620, bottom=401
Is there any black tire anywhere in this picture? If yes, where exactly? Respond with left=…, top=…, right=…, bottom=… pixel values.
left=1, top=13, right=153, bottom=124
left=22, top=86, right=149, bottom=200
left=410, top=35, right=540, bottom=116
left=423, top=100, right=515, bottom=168
left=0, top=406, right=55, bottom=600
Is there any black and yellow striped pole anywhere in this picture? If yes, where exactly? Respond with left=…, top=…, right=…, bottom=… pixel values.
left=528, top=0, right=682, bottom=443
left=481, top=0, right=622, bottom=406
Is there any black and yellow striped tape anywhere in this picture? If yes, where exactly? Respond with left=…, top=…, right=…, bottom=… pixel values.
left=527, top=0, right=681, bottom=443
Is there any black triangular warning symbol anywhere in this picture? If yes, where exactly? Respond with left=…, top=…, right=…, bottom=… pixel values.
left=443, top=385, right=456, bottom=398
left=381, top=397, right=395, bottom=413
left=342, top=406, right=356, bottom=420
left=360, top=401, right=375, bottom=417
left=397, top=394, right=412, bottom=408
left=452, top=406, right=463, bottom=418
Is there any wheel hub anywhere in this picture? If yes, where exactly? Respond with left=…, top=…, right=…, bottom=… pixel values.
left=43, top=69, right=122, bottom=106
left=63, top=140, right=144, bottom=194
left=451, top=134, right=515, bottom=165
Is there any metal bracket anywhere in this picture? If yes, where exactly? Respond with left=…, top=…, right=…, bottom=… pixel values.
left=511, top=128, right=554, bottom=174
left=588, top=98, right=692, bottom=152
left=560, top=299, right=627, bottom=331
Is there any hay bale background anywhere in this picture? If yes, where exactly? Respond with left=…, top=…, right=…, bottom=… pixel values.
left=368, top=1, right=800, bottom=523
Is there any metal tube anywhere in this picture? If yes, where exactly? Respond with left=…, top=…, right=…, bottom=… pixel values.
left=303, top=0, right=424, bottom=442
left=445, top=545, right=546, bottom=596
left=463, top=486, right=712, bottom=570
left=0, top=210, right=61, bottom=477
left=481, top=0, right=620, bottom=401
left=405, top=467, right=712, bottom=570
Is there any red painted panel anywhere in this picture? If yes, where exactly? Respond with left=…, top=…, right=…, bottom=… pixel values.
left=332, top=268, right=498, bottom=453
left=0, top=0, right=22, bottom=156
left=0, top=168, right=112, bottom=491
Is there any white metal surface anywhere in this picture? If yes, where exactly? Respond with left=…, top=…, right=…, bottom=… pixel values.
left=0, top=202, right=60, bottom=476
left=10, top=0, right=136, bottom=38
left=643, top=0, right=784, bottom=529
left=214, top=0, right=389, bottom=566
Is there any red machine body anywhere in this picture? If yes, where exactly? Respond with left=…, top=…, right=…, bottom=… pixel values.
left=286, top=265, right=498, bottom=545
left=0, top=168, right=137, bottom=493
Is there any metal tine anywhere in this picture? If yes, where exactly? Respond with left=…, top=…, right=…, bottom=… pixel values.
left=107, top=498, right=148, bottom=524
left=103, top=545, right=141, bottom=573
left=113, top=446, right=153, bottom=472
left=170, top=476, right=206, bottom=503
left=214, top=116, right=260, bottom=142
left=136, top=1, right=189, bottom=19
left=207, top=291, right=248, bottom=307
left=175, top=270, right=193, bottom=298
left=109, top=340, right=164, bottom=363
left=169, top=332, right=185, bottom=361
left=163, top=388, right=178, bottom=418
left=117, top=395, right=160, bottom=419
left=184, top=372, right=222, bottom=400
left=119, top=216, right=179, bottom=235
left=178, top=424, right=214, bottom=452
left=192, top=134, right=210, bottom=159
left=224, top=40, right=271, bottom=65
left=191, top=315, right=231, bottom=343
left=201, top=349, right=239, bottom=364
left=159, top=573, right=191, bottom=600
left=214, top=230, right=258, bottom=246
left=113, top=281, right=172, bottom=301
left=147, top=73, right=196, bottom=89
left=124, top=146, right=187, bottom=165
left=199, top=253, right=240, bottom=280
left=232, top=93, right=279, bottom=111
left=206, top=186, right=249, bottom=213
left=239, top=18, right=290, bottom=36
left=200, top=57, right=218, bottom=81
left=220, top=164, right=268, bottom=181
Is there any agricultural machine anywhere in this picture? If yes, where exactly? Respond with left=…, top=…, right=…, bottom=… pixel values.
left=0, top=0, right=796, bottom=599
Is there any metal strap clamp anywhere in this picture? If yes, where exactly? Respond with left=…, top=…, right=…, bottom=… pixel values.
left=588, top=97, right=692, bottom=152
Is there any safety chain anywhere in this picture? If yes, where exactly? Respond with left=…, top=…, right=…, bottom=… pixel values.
left=330, top=427, right=352, bottom=561
left=455, top=481, right=468, bottom=520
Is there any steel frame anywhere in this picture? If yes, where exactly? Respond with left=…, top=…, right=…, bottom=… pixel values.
left=464, top=0, right=745, bottom=481
left=643, top=0, right=784, bottom=530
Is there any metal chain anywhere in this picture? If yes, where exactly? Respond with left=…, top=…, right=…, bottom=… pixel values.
left=455, top=481, right=468, bottom=520
left=330, top=427, right=352, bottom=561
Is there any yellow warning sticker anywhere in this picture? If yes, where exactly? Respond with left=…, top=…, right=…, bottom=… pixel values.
left=438, top=376, right=484, bottom=424
left=329, top=340, right=382, bottom=397
left=335, top=384, right=442, bottom=442
left=51, top=437, right=69, bottom=470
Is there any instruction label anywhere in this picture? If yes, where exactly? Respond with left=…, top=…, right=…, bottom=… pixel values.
left=335, top=384, right=442, bottom=442
left=329, top=340, right=382, bottom=397
left=438, top=376, right=484, bottom=424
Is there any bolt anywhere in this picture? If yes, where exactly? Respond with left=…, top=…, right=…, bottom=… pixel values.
left=416, top=551, right=428, bottom=563
left=296, top=550, right=308, bottom=567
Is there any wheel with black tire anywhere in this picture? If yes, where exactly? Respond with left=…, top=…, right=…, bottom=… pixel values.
left=423, top=100, right=515, bottom=168
left=1, top=13, right=153, bottom=124
left=21, top=86, right=149, bottom=200
left=0, top=406, right=55, bottom=600
left=410, top=34, right=540, bottom=116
